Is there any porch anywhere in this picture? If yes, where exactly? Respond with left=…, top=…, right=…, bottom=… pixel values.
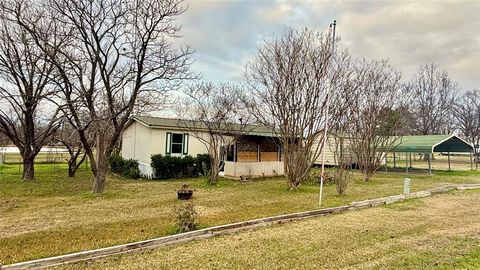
left=221, top=135, right=284, bottom=178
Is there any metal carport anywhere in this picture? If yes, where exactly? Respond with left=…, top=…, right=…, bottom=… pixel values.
left=388, top=135, right=475, bottom=174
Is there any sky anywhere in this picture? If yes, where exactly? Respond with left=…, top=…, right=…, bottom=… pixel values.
left=176, top=0, right=480, bottom=90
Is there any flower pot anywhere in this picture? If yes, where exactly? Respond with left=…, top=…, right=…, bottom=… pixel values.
left=177, top=190, right=193, bottom=200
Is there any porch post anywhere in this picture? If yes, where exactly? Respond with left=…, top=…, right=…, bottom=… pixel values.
left=448, top=151, right=451, bottom=171
left=257, top=144, right=260, bottom=162
left=428, top=152, right=432, bottom=175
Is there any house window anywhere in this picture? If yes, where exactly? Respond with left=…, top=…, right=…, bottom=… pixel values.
left=166, top=132, right=188, bottom=155
left=171, top=133, right=184, bottom=154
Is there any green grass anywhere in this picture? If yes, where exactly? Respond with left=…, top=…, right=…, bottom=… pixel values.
left=1, top=163, right=479, bottom=265
left=58, top=190, right=480, bottom=270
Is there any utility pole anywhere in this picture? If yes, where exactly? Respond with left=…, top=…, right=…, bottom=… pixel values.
left=319, top=20, right=336, bottom=207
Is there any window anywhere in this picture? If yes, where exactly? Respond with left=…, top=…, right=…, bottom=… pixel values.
left=171, top=133, right=183, bottom=154
left=166, top=132, right=188, bottom=155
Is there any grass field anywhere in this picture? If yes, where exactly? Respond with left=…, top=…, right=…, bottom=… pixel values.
left=60, top=190, right=480, bottom=270
left=1, top=162, right=479, bottom=265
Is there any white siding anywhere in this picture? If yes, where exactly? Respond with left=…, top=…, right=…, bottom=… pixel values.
left=121, top=122, right=213, bottom=177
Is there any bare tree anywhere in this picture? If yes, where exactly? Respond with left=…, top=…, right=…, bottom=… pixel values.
left=453, top=89, right=480, bottom=159
left=51, top=118, right=90, bottom=177
left=14, top=0, right=194, bottom=192
left=343, top=59, right=407, bottom=181
left=409, top=63, right=457, bottom=135
left=245, top=28, right=350, bottom=189
left=178, top=82, right=249, bottom=184
left=0, top=2, right=61, bottom=180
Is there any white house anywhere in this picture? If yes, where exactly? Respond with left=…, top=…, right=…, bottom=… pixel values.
left=121, top=116, right=286, bottom=178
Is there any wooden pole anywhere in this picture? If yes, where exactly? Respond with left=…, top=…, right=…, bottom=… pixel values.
left=409, top=153, right=412, bottom=168
left=393, top=152, right=396, bottom=168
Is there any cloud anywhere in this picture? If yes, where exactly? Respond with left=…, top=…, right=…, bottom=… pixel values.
left=177, top=0, right=479, bottom=89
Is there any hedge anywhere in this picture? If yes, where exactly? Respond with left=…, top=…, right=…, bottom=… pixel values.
left=150, top=154, right=211, bottom=180
left=109, top=155, right=141, bottom=179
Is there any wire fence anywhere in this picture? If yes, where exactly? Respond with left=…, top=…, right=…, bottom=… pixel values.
left=0, top=153, right=91, bottom=176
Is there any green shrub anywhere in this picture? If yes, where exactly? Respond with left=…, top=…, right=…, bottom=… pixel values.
left=109, top=155, right=141, bottom=179
left=109, top=155, right=124, bottom=174
left=150, top=154, right=212, bottom=180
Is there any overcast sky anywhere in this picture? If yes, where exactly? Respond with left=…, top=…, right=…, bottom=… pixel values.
left=177, top=0, right=479, bottom=90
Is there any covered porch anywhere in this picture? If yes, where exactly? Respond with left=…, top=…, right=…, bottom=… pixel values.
left=221, top=135, right=284, bottom=178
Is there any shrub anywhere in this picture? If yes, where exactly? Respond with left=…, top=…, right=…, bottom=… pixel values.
left=334, top=166, right=352, bottom=196
left=109, top=155, right=124, bottom=174
left=150, top=154, right=212, bottom=179
left=173, top=203, right=197, bottom=233
left=109, top=155, right=141, bottom=179
left=305, top=170, right=335, bottom=185
left=122, top=159, right=141, bottom=179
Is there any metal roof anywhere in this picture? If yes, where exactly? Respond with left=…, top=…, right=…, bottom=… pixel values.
left=391, top=134, right=473, bottom=153
left=131, top=116, right=277, bottom=137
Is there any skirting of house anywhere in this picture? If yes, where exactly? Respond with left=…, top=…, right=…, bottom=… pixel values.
left=224, top=161, right=284, bottom=178
left=138, top=162, right=154, bottom=179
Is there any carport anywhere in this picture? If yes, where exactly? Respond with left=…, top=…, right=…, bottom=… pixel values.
left=388, top=135, right=475, bottom=174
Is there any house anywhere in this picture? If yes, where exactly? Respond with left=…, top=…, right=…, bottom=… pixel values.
left=314, top=134, right=357, bottom=166
left=121, top=116, right=285, bottom=178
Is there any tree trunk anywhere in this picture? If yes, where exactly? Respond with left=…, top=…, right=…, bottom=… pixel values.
left=362, top=166, right=374, bottom=181
left=92, top=152, right=109, bottom=193
left=68, top=158, right=76, bottom=177
left=22, top=155, right=35, bottom=181
left=92, top=164, right=107, bottom=193
left=208, top=157, right=220, bottom=184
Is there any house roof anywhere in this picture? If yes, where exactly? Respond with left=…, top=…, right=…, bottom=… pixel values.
left=130, top=116, right=277, bottom=137
left=390, top=134, right=473, bottom=153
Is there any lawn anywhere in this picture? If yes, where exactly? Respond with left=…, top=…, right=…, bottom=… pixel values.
left=59, top=190, right=480, bottom=270
left=1, top=162, right=479, bottom=265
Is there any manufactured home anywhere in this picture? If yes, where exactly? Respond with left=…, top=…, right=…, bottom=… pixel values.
left=121, top=116, right=285, bottom=178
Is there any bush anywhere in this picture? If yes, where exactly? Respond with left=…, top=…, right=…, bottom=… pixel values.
left=173, top=203, right=197, bottom=233
left=109, top=155, right=141, bottom=179
left=334, top=167, right=352, bottom=196
left=305, top=170, right=335, bottom=185
left=150, top=154, right=212, bottom=180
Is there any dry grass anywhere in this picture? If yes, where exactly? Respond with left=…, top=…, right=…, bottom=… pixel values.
left=59, top=190, right=480, bottom=270
left=1, top=163, right=479, bottom=265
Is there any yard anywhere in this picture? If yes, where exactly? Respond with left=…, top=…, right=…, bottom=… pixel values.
left=1, top=162, right=479, bottom=266
left=58, top=189, right=480, bottom=270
